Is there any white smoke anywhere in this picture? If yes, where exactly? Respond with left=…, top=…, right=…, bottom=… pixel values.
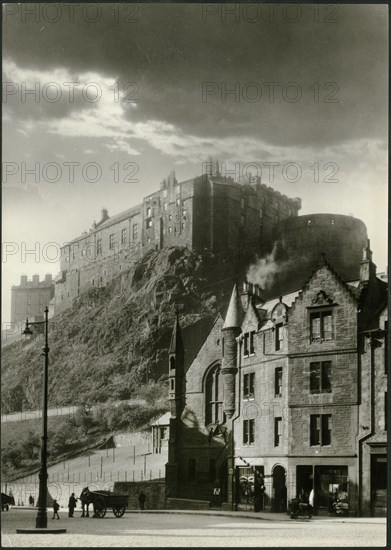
left=246, top=244, right=280, bottom=290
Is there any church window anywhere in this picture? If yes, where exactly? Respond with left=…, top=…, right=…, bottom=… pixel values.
left=243, top=419, right=255, bottom=445
left=188, top=459, right=196, bottom=481
left=275, top=323, right=284, bottom=350
left=121, top=228, right=127, bottom=244
left=205, top=366, right=223, bottom=425
left=243, top=373, right=255, bottom=399
left=310, top=361, right=331, bottom=393
left=132, top=224, right=138, bottom=239
left=310, top=311, right=332, bottom=342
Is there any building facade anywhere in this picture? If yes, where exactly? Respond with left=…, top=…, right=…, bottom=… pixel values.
left=54, top=169, right=301, bottom=311
left=11, top=274, right=54, bottom=323
left=165, top=240, right=388, bottom=516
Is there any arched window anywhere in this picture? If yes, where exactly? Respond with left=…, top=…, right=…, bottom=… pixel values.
left=205, top=365, right=223, bottom=425
left=170, top=357, right=176, bottom=370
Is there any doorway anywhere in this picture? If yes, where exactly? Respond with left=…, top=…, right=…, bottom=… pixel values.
left=272, top=465, right=287, bottom=512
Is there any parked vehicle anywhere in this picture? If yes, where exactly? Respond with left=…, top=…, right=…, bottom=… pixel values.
left=1, top=493, right=15, bottom=512
left=80, top=487, right=128, bottom=518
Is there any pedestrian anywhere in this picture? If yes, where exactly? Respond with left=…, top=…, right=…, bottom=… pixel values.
left=309, top=488, right=315, bottom=515
left=52, top=499, right=60, bottom=520
left=68, top=493, right=77, bottom=518
left=138, top=491, right=146, bottom=510
left=28, top=495, right=33, bottom=506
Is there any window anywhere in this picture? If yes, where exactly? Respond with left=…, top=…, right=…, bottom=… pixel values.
left=275, top=323, right=284, bottom=350
left=168, top=226, right=172, bottom=233
left=310, top=414, right=331, bottom=446
left=96, top=238, right=102, bottom=255
left=243, top=331, right=255, bottom=357
left=109, top=234, right=115, bottom=249
left=182, top=210, right=186, bottom=218
left=146, top=206, right=151, bottom=217
left=132, top=224, right=138, bottom=239
left=163, top=202, right=168, bottom=211
left=168, top=214, right=172, bottom=221
left=243, top=419, right=255, bottom=445
left=188, top=459, right=196, bottom=481
left=121, top=228, right=127, bottom=244
left=310, top=362, right=332, bottom=393
left=275, top=367, right=282, bottom=396
left=274, top=417, right=282, bottom=446
left=176, top=198, right=180, bottom=206
left=243, top=373, right=255, bottom=399
left=310, top=311, right=332, bottom=342
left=170, top=357, right=175, bottom=370
left=146, top=219, right=152, bottom=229
left=205, top=366, right=223, bottom=425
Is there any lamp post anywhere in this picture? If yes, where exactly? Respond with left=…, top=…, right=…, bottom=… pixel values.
left=22, top=307, right=49, bottom=529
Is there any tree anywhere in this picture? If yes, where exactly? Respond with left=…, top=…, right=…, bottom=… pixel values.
left=74, top=405, right=95, bottom=436
left=21, top=430, right=40, bottom=460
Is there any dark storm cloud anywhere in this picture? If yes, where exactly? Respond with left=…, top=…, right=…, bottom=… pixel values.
left=3, top=3, right=387, bottom=146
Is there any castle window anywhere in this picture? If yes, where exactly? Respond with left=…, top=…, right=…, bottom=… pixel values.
left=205, top=366, right=223, bottom=425
left=310, top=361, right=332, bottom=393
left=275, top=323, right=284, bottom=350
left=121, top=228, right=127, bottom=244
left=310, top=414, right=331, bottom=446
left=132, top=224, right=138, bottom=239
left=310, top=311, right=332, bottom=342
left=146, top=206, right=151, bottom=217
left=182, top=210, right=186, bottom=218
left=168, top=227, right=172, bottom=234
left=274, top=417, right=282, bottom=447
left=243, top=419, right=255, bottom=445
left=109, top=234, right=115, bottom=249
left=176, top=198, right=180, bottom=206
left=96, top=239, right=102, bottom=255
left=188, top=459, right=196, bottom=481
left=243, top=372, right=255, bottom=399
left=275, top=367, right=282, bottom=396
left=163, top=202, right=168, bottom=211
left=146, top=219, right=152, bottom=229
left=168, top=214, right=172, bottom=221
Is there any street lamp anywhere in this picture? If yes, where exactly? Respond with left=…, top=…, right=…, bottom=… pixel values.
left=22, top=307, right=50, bottom=529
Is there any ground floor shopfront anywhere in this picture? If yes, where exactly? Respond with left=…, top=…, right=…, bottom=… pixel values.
left=233, top=456, right=358, bottom=515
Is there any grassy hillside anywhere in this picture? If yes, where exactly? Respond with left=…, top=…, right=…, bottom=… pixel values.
left=2, top=246, right=240, bottom=413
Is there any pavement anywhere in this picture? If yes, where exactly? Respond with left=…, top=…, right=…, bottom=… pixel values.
left=10, top=505, right=386, bottom=524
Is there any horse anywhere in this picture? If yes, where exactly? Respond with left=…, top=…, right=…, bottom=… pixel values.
left=1, top=493, right=15, bottom=512
left=80, top=487, right=94, bottom=518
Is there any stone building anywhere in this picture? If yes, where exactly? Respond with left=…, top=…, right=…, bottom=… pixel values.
left=165, top=239, right=388, bottom=517
left=54, top=168, right=301, bottom=311
left=11, top=274, right=54, bottom=323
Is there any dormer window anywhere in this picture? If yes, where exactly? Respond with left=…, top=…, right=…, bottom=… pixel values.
left=310, top=311, right=332, bottom=342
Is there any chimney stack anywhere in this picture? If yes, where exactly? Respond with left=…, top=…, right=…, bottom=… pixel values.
left=20, top=275, right=28, bottom=286
left=101, top=207, right=109, bottom=222
left=32, top=274, right=40, bottom=284
left=360, top=239, right=376, bottom=283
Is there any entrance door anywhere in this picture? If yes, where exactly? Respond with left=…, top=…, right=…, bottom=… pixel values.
left=371, top=455, right=387, bottom=517
left=272, top=465, right=287, bottom=512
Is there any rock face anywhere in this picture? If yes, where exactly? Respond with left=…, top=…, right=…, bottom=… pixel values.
left=1, top=247, right=243, bottom=412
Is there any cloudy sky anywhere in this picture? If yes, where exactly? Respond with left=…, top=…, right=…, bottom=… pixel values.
left=2, top=3, right=388, bottom=322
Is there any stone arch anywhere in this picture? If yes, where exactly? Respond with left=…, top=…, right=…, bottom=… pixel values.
left=272, top=464, right=287, bottom=512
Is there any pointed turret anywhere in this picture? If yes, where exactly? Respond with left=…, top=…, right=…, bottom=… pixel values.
left=168, top=311, right=185, bottom=418
left=221, top=285, right=242, bottom=418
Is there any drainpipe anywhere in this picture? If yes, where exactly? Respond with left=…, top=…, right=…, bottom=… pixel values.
left=231, top=334, right=243, bottom=511
left=357, top=330, right=376, bottom=516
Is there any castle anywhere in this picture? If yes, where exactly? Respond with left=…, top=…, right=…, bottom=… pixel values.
left=165, top=243, right=388, bottom=517
left=54, top=168, right=301, bottom=311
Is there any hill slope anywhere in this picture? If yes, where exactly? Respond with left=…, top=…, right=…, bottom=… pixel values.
left=2, top=246, right=243, bottom=412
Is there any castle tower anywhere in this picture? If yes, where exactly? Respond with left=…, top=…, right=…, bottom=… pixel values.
left=166, top=311, right=185, bottom=499
left=221, top=284, right=241, bottom=418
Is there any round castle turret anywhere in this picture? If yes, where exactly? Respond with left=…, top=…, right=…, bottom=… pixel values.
left=269, top=213, right=368, bottom=295
left=221, top=284, right=241, bottom=419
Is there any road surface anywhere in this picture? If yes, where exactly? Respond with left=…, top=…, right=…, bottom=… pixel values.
left=1, top=509, right=387, bottom=547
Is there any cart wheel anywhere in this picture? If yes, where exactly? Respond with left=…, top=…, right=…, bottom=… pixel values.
left=94, top=497, right=107, bottom=518
left=113, top=506, right=126, bottom=518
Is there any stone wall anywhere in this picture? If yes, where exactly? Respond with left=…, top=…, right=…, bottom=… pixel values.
left=114, top=480, right=165, bottom=510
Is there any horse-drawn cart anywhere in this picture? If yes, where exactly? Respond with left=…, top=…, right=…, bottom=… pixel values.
left=80, top=488, right=128, bottom=518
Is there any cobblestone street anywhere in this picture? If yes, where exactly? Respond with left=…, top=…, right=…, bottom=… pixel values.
left=2, top=509, right=387, bottom=547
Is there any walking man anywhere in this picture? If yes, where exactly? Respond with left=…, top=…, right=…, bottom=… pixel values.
left=52, top=500, right=60, bottom=520
left=138, top=491, right=146, bottom=510
left=68, top=493, right=77, bottom=518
